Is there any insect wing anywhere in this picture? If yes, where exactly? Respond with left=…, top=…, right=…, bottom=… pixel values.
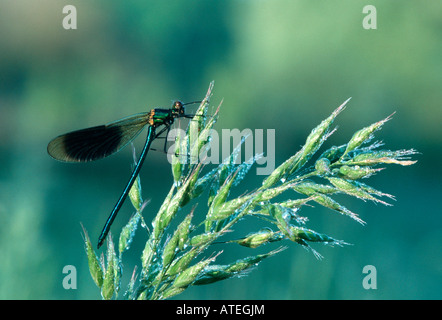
left=47, top=113, right=150, bottom=162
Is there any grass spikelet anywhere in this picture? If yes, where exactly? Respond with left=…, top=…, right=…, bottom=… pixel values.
left=82, top=224, right=103, bottom=289
left=337, top=165, right=384, bottom=180
left=208, top=194, right=254, bottom=221
left=228, top=228, right=284, bottom=248
left=118, top=212, right=141, bottom=254
left=290, top=226, right=348, bottom=247
left=262, top=98, right=349, bottom=189
left=101, top=235, right=118, bottom=300
left=341, top=112, right=395, bottom=159
left=194, top=247, right=286, bottom=285
left=165, top=247, right=201, bottom=277
left=171, top=128, right=183, bottom=183
left=327, top=177, right=392, bottom=206
left=172, top=252, right=221, bottom=289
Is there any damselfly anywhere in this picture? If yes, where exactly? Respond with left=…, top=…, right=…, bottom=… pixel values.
left=47, top=101, right=200, bottom=248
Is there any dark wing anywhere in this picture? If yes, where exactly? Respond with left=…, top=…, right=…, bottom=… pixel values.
left=47, top=112, right=151, bottom=162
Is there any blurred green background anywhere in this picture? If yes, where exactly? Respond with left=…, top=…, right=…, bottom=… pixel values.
left=0, top=0, right=440, bottom=299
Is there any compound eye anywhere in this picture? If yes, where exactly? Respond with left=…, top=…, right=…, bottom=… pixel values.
left=174, top=101, right=183, bottom=108
left=173, top=101, right=184, bottom=114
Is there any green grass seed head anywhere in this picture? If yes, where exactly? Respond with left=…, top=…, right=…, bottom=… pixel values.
left=83, top=83, right=417, bottom=300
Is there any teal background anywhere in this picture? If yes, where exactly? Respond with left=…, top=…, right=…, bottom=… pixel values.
left=0, top=0, right=440, bottom=299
